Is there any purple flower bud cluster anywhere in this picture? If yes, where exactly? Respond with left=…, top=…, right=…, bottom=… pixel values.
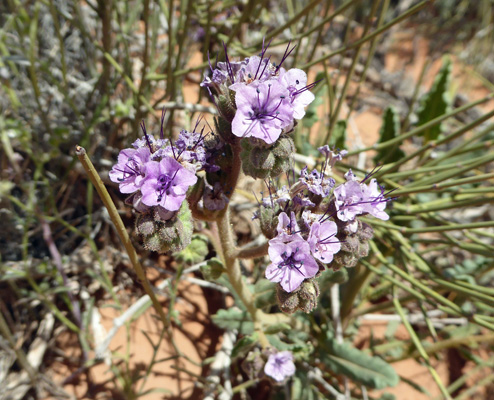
left=202, top=40, right=316, bottom=145
left=258, top=148, right=394, bottom=295
left=110, top=119, right=217, bottom=218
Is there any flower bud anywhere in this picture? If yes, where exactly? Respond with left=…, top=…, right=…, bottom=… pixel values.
left=240, top=136, right=295, bottom=179
left=276, top=285, right=300, bottom=314
left=297, top=279, right=320, bottom=313
left=216, top=92, right=237, bottom=123
left=276, top=279, right=320, bottom=314
left=215, top=116, right=235, bottom=144
left=141, top=202, right=193, bottom=253
left=241, top=348, right=265, bottom=380
left=258, top=206, right=278, bottom=239
left=135, top=213, right=156, bottom=236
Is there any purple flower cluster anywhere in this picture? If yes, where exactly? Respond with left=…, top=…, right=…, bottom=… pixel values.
left=202, top=41, right=316, bottom=144
left=109, top=120, right=215, bottom=217
left=260, top=147, right=393, bottom=293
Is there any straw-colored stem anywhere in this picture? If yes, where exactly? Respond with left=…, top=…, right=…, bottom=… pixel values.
left=75, top=146, right=169, bottom=329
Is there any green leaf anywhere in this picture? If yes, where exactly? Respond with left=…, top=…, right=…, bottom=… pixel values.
left=416, top=57, right=452, bottom=142
left=174, top=235, right=209, bottom=265
left=231, top=334, right=258, bottom=359
left=253, top=279, right=277, bottom=308
left=200, top=257, right=225, bottom=281
left=211, top=308, right=253, bottom=334
left=330, top=120, right=347, bottom=150
left=319, top=268, right=348, bottom=291
left=264, top=323, right=291, bottom=335
left=373, top=106, right=405, bottom=164
left=319, top=337, right=399, bottom=389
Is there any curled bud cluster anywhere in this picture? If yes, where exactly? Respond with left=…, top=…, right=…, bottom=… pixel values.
left=109, top=117, right=219, bottom=252
left=202, top=40, right=316, bottom=178
left=256, top=148, right=394, bottom=311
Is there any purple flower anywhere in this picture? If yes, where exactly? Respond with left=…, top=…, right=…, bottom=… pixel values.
left=308, top=221, right=341, bottom=263
left=276, top=211, right=301, bottom=239
left=299, top=166, right=334, bottom=197
left=279, top=68, right=315, bottom=119
left=261, top=185, right=291, bottom=208
left=344, top=169, right=358, bottom=182
left=361, top=179, right=390, bottom=220
left=109, top=147, right=151, bottom=193
left=333, top=180, right=365, bottom=222
left=229, top=56, right=272, bottom=91
left=201, top=60, right=247, bottom=89
left=264, top=351, right=296, bottom=382
left=292, top=193, right=315, bottom=208
left=141, top=157, right=197, bottom=211
left=302, top=210, right=318, bottom=227
left=266, top=235, right=318, bottom=292
left=232, top=80, right=293, bottom=144
left=174, top=129, right=207, bottom=168
left=318, top=146, right=348, bottom=169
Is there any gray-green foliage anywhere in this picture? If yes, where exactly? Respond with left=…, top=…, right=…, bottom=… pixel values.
left=319, top=336, right=400, bottom=389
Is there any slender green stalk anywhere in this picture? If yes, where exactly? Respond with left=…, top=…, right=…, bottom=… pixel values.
left=391, top=172, right=494, bottom=196
left=369, top=241, right=494, bottom=331
left=431, top=278, right=494, bottom=305
left=370, top=219, right=494, bottom=234
left=348, top=94, right=493, bottom=156
left=346, top=0, right=390, bottom=118
left=302, top=0, right=431, bottom=69
left=325, top=0, right=380, bottom=144
left=253, top=0, right=324, bottom=46
left=393, top=292, right=452, bottom=400
left=341, top=264, right=373, bottom=323
left=402, top=59, right=431, bottom=132
left=75, top=146, right=169, bottom=329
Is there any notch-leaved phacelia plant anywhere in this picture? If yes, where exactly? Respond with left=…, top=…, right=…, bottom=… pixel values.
left=109, top=39, right=396, bottom=383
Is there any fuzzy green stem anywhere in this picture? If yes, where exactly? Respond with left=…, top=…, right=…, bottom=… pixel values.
left=214, top=142, right=271, bottom=347
left=217, top=208, right=270, bottom=348
left=75, top=146, right=169, bottom=329
left=236, top=241, right=269, bottom=259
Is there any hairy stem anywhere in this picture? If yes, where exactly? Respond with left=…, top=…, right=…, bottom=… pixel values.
left=215, top=141, right=270, bottom=347
left=217, top=208, right=270, bottom=348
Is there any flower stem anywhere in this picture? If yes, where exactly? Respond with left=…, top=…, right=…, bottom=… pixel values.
left=75, top=146, right=169, bottom=329
left=217, top=208, right=270, bottom=348
left=215, top=141, right=270, bottom=347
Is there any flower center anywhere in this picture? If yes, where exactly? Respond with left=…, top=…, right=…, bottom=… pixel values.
left=116, top=157, right=140, bottom=182
left=156, top=174, right=173, bottom=202
left=248, top=85, right=285, bottom=124
left=278, top=249, right=305, bottom=276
